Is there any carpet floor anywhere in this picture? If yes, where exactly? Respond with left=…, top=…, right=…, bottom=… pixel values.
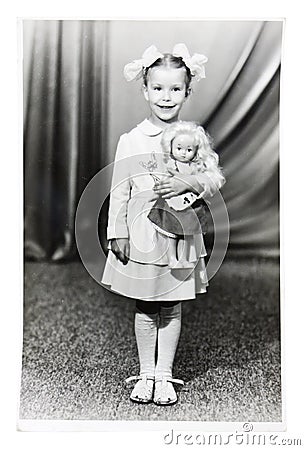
left=20, top=258, right=281, bottom=422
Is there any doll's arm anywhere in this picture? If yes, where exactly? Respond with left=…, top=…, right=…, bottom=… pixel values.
left=166, top=159, right=178, bottom=173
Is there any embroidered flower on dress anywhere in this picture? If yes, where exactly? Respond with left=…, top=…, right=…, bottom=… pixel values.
left=139, top=150, right=161, bottom=185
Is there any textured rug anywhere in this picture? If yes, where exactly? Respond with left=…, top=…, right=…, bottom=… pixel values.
left=20, top=258, right=281, bottom=422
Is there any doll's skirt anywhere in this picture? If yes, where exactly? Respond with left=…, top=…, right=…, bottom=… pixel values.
left=148, top=198, right=208, bottom=237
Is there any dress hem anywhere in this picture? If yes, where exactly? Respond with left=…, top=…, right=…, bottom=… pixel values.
left=101, top=283, right=208, bottom=301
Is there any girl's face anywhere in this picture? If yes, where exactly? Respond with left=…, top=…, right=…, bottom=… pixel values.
left=143, top=67, right=189, bottom=127
left=171, top=134, right=197, bottom=163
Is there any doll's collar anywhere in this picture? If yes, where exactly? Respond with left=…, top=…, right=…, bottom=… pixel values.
left=137, top=119, right=164, bottom=136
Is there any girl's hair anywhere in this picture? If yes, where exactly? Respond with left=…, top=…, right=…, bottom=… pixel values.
left=143, top=53, right=192, bottom=93
left=161, top=121, right=219, bottom=173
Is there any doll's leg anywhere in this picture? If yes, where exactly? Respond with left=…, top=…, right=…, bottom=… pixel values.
left=167, top=237, right=178, bottom=268
left=154, top=302, right=183, bottom=405
left=126, top=301, right=159, bottom=403
left=167, top=237, right=179, bottom=267
left=177, top=238, right=194, bottom=269
left=168, top=237, right=193, bottom=269
left=167, top=237, right=191, bottom=269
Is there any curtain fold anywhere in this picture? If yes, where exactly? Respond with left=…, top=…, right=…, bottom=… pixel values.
left=23, top=20, right=282, bottom=261
left=206, top=22, right=281, bottom=146
left=24, top=21, right=109, bottom=260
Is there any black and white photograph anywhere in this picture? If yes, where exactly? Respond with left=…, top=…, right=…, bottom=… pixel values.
left=19, top=18, right=283, bottom=430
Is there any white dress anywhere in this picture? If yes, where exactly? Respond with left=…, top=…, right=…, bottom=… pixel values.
left=101, top=119, right=223, bottom=301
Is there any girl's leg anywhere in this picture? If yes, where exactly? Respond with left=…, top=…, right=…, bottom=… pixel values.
left=154, top=301, right=182, bottom=405
left=135, top=300, right=159, bottom=376
left=128, top=300, right=159, bottom=403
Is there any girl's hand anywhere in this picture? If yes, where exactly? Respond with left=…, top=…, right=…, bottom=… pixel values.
left=153, top=168, right=194, bottom=199
left=110, top=238, right=130, bottom=265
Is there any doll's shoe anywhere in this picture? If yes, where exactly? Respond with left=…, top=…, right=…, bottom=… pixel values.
left=125, top=375, right=155, bottom=404
left=168, top=259, right=194, bottom=269
left=153, top=376, right=184, bottom=406
left=180, top=260, right=195, bottom=269
left=168, top=257, right=180, bottom=269
left=169, top=259, right=194, bottom=270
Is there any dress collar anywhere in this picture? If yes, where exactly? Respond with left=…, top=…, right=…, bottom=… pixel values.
left=136, top=119, right=164, bottom=136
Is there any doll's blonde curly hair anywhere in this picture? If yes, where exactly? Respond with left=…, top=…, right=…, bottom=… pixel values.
left=161, top=121, right=219, bottom=173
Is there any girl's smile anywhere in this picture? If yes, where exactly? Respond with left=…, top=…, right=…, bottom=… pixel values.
left=143, top=67, right=189, bottom=127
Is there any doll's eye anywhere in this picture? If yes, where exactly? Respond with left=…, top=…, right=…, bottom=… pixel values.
left=188, top=148, right=193, bottom=152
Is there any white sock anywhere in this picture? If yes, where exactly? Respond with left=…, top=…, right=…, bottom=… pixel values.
left=155, top=303, right=182, bottom=378
left=134, top=308, right=158, bottom=376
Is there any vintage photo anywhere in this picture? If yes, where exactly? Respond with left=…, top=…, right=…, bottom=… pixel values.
left=20, top=19, right=282, bottom=428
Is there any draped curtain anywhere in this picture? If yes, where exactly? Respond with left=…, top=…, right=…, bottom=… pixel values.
left=23, top=20, right=281, bottom=261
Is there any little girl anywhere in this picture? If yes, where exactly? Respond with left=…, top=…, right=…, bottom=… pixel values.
left=148, top=121, right=216, bottom=269
left=102, top=44, right=225, bottom=405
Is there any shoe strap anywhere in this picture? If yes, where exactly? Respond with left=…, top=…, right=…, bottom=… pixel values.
left=155, top=376, right=184, bottom=386
left=125, top=374, right=155, bottom=384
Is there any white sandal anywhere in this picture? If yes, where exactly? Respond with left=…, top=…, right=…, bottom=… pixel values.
left=153, top=376, right=184, bottom=406
left=125, top=375, right=155, bottom=404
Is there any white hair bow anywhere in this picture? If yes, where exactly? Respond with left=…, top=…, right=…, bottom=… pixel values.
left=123, top=43, right=208, bottom=82
left=123, top=45, right=163, bottom=82
left=172, top=43, right=208, bottom=81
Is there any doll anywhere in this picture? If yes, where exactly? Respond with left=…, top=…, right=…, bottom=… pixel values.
left=148, top=121, right=217, bottom=269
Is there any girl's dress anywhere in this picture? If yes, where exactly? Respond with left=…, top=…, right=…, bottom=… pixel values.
left=101, top=119, right=220, bottom=302
left=147, top=159, right=208, bottom=238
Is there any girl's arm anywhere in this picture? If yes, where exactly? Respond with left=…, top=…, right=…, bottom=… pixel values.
left=154, top=165, right=225, bottom=199
left=107, top=134, right=131, bottom=239
left=110, top=238, right=130, bottom=265
left=191, top=165, right=226, bottom=198
left=107, top=134, right=131, bottom=264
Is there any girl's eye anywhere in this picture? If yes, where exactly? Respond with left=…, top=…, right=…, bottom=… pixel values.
left=153, top=86, right=161, bottom=91
left=173, top=87, right=182, bottom=91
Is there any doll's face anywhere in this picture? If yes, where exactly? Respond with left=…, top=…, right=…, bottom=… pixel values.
left=171, top=134, right=197, bottom=162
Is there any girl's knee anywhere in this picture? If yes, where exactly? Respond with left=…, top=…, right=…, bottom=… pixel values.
left=136, top=300, right=181, bottom=314
left=136, top=300, right=159, bottom=314
left=159, top=300, right=180, bottom=308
